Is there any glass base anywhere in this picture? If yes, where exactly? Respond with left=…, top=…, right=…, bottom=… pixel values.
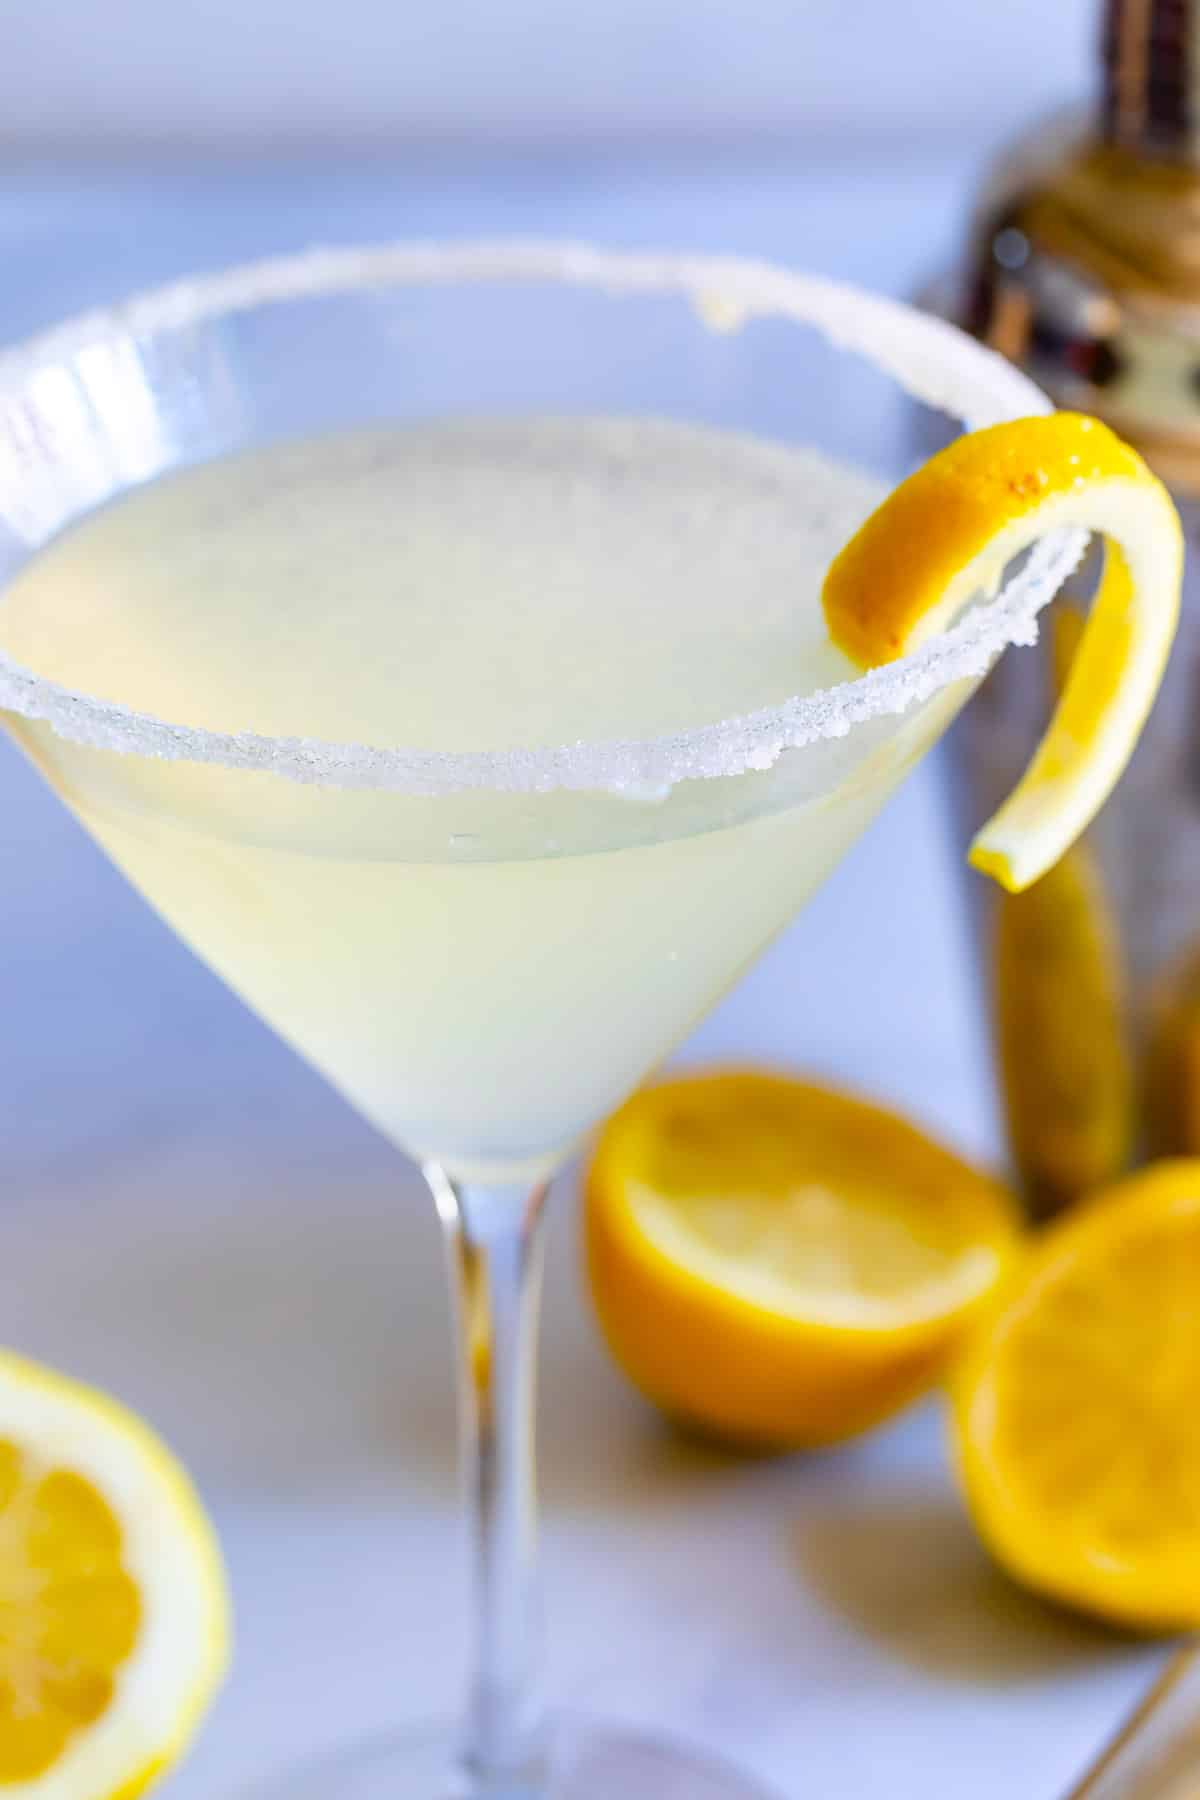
left=242, top=1724, right=783, bottom=1799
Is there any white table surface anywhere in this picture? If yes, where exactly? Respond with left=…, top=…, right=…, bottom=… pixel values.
left=0, top=145, right=1168, bottom=1798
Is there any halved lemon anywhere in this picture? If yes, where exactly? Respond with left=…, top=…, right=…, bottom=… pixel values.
left=823, top=412, right=1182, bottom=892
left=585, top=1071, right=1021, bottom=1448
left=0, top=1350, right=230, bottom=1795
left=953, top=1162, right=1200, bottom=1630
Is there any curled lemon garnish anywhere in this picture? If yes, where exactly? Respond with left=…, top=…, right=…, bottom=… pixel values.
left=823, top=413, right=1182, bottom=892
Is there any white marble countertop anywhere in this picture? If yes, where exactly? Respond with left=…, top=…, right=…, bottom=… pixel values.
left=0, top=146, right=1168, bottom=1797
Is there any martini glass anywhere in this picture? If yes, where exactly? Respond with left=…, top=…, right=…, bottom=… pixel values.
left=0, top=243, right=1077, bottom=1799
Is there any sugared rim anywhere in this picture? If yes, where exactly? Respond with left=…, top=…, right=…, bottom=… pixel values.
left=0, top=239, right=1082, bottom=795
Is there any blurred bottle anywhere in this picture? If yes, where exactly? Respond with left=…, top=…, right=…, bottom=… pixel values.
left=945, top=0, right=1200, bottom=1213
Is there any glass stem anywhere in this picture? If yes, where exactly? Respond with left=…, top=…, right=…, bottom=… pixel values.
left=425, top=1164, right=551, bottom=1795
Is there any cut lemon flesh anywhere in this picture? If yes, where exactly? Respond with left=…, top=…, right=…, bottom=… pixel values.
left=0, top=1351, right=229, bottom=1796
left=823, top=413, right=1182, bottom=892
left=585, top=1071, right=1021, bottom=1448
left=953, top=1162, right=1200, bottom=1630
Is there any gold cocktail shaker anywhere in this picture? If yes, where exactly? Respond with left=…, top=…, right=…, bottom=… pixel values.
left=961, top=0, right=1200, bottom=489
left=946, top=0, right=1200, bottom=1215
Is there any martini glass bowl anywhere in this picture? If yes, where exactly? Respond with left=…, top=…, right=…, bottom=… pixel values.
left=0, top=243, right=1077, bottom=1798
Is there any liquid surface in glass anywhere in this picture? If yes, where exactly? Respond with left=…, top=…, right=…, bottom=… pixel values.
left=0, top=415, right=950, bottom=1178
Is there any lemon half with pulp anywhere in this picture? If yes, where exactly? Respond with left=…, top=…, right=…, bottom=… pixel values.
left=954, top=1162, right=1200, bottom=1630
left=0, top=1351, right=229, bottom=1797
left=586, top=1072, right=1021, bottom=1448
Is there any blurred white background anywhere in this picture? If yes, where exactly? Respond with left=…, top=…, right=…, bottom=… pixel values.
left=6, top=0, right=1091, bottom=150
